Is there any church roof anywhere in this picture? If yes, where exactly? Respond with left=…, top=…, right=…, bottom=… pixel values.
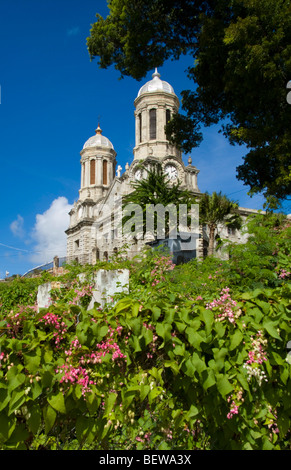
left=137, top=69, right=175, bottom=97
left=83, top=124, right=114, bottom=150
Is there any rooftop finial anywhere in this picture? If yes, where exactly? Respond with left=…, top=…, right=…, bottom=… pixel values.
left=95, top=123, right=102, bottom=135
left=152, top=67, right=161, bottom=79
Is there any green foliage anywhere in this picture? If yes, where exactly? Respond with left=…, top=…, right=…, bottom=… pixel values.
left=199, top=191, right=242, bottom=256
left=0, top=275, right=47, bottom=314
left=0, top=213, right=290, bottom=449
left=87, top=0, right=291, bottom=205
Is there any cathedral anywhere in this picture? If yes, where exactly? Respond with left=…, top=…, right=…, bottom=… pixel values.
left=65, top=70, right=252, bottom=265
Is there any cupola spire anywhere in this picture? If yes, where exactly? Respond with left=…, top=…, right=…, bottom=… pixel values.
left=152, top=67, right=161, bottom=79
left=95, top=123, right=102, bottom=135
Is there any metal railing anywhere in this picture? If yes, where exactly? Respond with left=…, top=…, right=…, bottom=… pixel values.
left=22, top=256, right=67, bottom=277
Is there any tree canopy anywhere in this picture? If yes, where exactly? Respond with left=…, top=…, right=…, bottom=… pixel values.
left=87, top=0, right=291, bottom=207
left=199, top=191, right=242, bottom=256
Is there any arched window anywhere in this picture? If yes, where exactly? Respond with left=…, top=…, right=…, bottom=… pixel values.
left=82, top=163, right=85, bottom=187
left=103, top=160, right=108, bottom=185
left=138, top=113, right=142, bottom=143
left=90, top=159, right=95, bottom=185
left=104, top=251, right=108, bottom=261
left=149, top=108, right=156, bottom=140
left=166, top=109, right=171, bottom=124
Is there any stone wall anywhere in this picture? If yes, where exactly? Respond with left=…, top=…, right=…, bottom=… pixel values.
left=37, top=269, right=129, bottom=312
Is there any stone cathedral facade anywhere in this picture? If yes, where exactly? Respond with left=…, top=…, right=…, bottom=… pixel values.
left=66, top=70, right=252, bottom=265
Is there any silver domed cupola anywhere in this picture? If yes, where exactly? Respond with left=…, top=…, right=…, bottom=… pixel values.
left=79, top=123, right=117, bottom=201
left=137, top=68, right=175, bottom=97
left=83, top=124, right=114, bottom=150
left=134, top=69, right=181, bottom=161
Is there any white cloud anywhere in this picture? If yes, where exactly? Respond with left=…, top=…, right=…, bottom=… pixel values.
left=29, top=197, right=72, bottom=265
left=10, top=215, right=25, bottom=238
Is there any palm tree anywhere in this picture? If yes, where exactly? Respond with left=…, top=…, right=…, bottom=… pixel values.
left=199, top=191, right=242, bottom=256
left=122, top=162, right=196, bottom=240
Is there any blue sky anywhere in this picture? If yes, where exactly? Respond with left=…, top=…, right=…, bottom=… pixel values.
left=0, top=0, right=289, bottom=277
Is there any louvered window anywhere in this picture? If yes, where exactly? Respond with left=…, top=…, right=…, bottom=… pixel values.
left=149, top=109, right=156, bottom=140
left=139, top=113, right=142, bottom=143
left=103, top=160, right=108, bottom=185
left=90, top=159, right=95, bottom=185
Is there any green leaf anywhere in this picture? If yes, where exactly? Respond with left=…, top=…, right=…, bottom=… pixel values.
left=86, top=390, right=100, bottom=414
left=48, top=391, right=66, bottom=414
left=74, top=384, right=83, bottom=400
left=24, top=350, right=41, bottom=373
left=216, top=375, right=233, bottom=398
left=202, top=369, right=216, bottom=391
left=249, top=307, right=264, bottom=324
left=277, top=414, right=290, bottom=437
left=263, top=320, right=281, bottom=340
left=214, top=321, right=226, bottom=338
left=237, top=372, right=250, bottom=392
left=151, top=306, right=162, bottom=321
left=143, top=327, right=153, bottom=346
left=191, top=352, right=207, bottom=375
left=262, top=436, right=274, bottom=450
left=104, top=392, right=117, bottom=417
left=128, top=316, right=142, bottom=335
left=115, top=298, right=134, bottom=314
left=0, top=388, right=10, bottom=412
left=6, top=422, right=29, bottom=445
left=270, top=351, right=285, bottom=366
left=172, top=344, right=185, bottom=356
left=140, top=384, right=150, bottom=401
left=6, top=366, right=25, bottom=392
left=186, top=328, right=204, bottom=350
left=156, top=322, right=172, bottom=344
left=131, top=301, right=140, bottom=317
left=187, top=404, right=199, bottom=418
left=229, top=330, right=243, bottom=351
left=164, top=360, right=180, bottom=375
left=174, top=321, right=186, bottom=334
left=0, top=413, right=16, bottom=441
left=44, top=404, right=57, bottom=434
left=240, top=292, right=253, bottom=300
left=8, top=390, right=26, bottom=416
left=76, top=415, right=95, bottom=444
left=43, top=346, right=53, bottom=363
left=148, top=386, right=163, bottom=404
left=213, top=347, right=228, bottom=371
left=200, top=308, right=214, bottom=336
left=184, top=357, right=195, bottom=378
left=95, top=324, right=109, bottom=342
left=76, top=327, right=88, bottom=345
left=27, top=403, right=42, bottom=434
left=42, top=369, right=54, bottom=389
left=130, top=335, right=142, bottom=353
left=250, top=429, right=262, bottom=440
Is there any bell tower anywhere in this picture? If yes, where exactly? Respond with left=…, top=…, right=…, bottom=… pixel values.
left=79, top=124, right=117, bottom=201
left=133, top=69, right=181, bottom=161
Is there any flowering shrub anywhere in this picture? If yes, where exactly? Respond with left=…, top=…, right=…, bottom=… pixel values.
left=0, top=213, right=290, bottom=450
left=206, top=287, right=242, bottom=324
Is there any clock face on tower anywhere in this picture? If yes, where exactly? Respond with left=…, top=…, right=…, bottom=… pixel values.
left=164, top=164, right=178, bottom=181
left=134, top=169, right=142, bottom=181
